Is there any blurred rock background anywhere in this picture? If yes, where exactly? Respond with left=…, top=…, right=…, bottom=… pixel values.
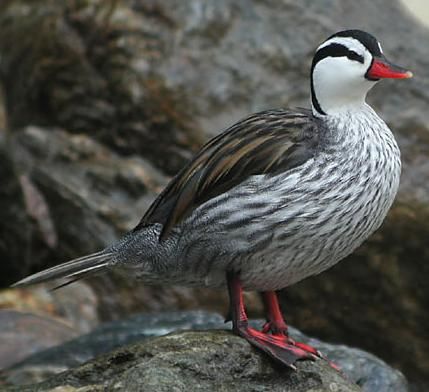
left=0, top=0, right=428, bottom=391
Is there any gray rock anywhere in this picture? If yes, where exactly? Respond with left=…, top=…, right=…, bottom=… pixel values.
left=2, top=311, right=407, bottom=392
left=2, top=330, right=361, bottom=392
left=0, top=310, right=77, bottom=370
left=0, top=142, right=35, bottom=283
left=8, top=125, right=167, bottom=259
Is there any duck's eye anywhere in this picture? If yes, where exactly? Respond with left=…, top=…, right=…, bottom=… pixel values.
left=347, top=51, right=364, bottom=64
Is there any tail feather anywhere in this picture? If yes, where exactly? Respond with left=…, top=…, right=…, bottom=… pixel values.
left=11, top=250, right=113, bottom=287
left=50, top=268, right=105, bottom=291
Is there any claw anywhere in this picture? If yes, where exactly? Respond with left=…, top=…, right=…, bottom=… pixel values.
left=289, top=340, right=340, bottom=370
left=237, top=326, right=316, bottom=368
left=292, top=340, right=319, bottom=356
left=261, top=322, right=270, bottom=334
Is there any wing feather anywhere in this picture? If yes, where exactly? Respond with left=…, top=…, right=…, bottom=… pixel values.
left=135, top=109, right=320, bottom=239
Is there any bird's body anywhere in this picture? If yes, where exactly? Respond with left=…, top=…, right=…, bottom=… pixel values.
left=13, top=29, right=411, bottom=369
left=114, top=105, right=400, bottom=291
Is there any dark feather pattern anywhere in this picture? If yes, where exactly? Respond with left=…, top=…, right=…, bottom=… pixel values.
left=135, top=109, right=322, bottom=239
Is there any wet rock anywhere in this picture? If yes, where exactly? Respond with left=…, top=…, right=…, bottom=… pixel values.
left=0, top=283, right=99, bottom=370
left=2, top=330, right=362, bottom=392
left=0, top=310, right=77, bottom=370
left=0, top=0, right=428, bottom=390
left=1, top=311, right=226, bottom=384
left=1, top=311, right=407, bottom=392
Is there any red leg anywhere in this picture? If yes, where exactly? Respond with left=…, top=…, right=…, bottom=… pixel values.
left=261, top=291, right=288, bottom=335
left=262, top=291, right=319, bottom=355
left=226, top=272, right=316, bottom=369
left=261, top=290, right=341, bottom=371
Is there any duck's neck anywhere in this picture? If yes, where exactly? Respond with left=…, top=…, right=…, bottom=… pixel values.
left=318, top=103, right=391, bottom=147
left=311, top=89, right=369, bottom=117
left=310, top=67, right=375, bottom=117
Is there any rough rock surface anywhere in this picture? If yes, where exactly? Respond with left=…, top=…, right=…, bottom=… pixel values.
left=0, top=0, right=428, bottom=390
left=0, top=311, right=408, bottom=392
left=2, top=330, right=363, bottom=392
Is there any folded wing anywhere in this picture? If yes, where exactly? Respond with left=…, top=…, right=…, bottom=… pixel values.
left=136, top=109, right=319, bottom=239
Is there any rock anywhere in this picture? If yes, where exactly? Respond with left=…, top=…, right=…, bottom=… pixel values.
left=0, top=283, right=99, bottom=335
left=0, top=283, right=100, bottom=370
left=0, top=142, right=35, bottom=283
left=0, top=0, right=204, bottom=174
left=8, top=125, right=167, bottom=262
left=0, top=310, right=77, bottom=370
left=0, top=0, right=428, bottom=390
left=1, top=311, right=407, bottom=392
left=2, top=330, right=362, bottom=392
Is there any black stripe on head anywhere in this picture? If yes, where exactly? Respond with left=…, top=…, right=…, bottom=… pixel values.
left=312, top=43, right=365, bottom=67
left=328, top=30, right=382, bottom=56
left=310, top=43, right=365, bottom=115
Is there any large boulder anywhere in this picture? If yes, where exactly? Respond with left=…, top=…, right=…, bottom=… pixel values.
left=0, top=0, right=428, bottom=390
left=1, top=311, right=407, bottom=392
left=2, top=331, right=361, bottom=392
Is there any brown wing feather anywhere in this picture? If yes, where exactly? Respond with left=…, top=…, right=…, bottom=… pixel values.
left=135, top=108, right=320, bottom=239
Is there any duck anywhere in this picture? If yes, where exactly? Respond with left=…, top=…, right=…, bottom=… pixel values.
left=13, top=29, right=412, bottom=368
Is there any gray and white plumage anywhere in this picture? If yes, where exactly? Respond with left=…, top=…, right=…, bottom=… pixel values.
left=12, top=30, right=410, bottom=293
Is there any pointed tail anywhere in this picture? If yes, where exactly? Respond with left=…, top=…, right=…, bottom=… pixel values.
left=11, top=250, right=114, bottom=288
